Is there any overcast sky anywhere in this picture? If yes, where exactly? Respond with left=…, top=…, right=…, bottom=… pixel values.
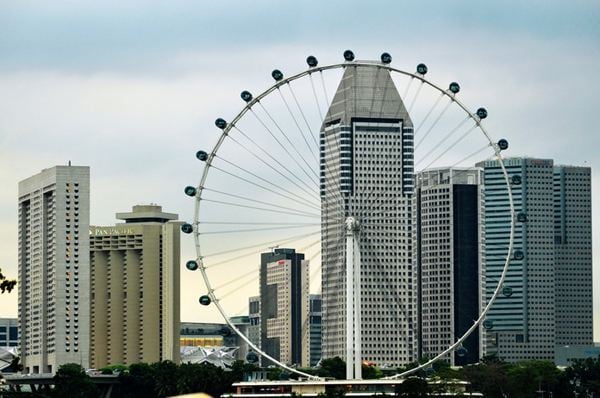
left=1, top=1, right=599, bottom=340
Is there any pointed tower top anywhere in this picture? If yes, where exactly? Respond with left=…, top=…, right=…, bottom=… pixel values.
left=322, top=63, right=412, bottom=129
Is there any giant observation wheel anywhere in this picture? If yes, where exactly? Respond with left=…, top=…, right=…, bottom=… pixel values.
left=181, top=50, right=519, bottom=380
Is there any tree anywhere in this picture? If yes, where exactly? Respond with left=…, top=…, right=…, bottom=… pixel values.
left=266, top=366, right=283, bottom=380
left=506, top=360, right=573, bottom=398
left=0, top=267, right=16, bottom=294
left=395, top=377, right=429, bottom=397
left=152, top=360, right=179, bottom=398
left=317, top=357, right=346, bottom=380
left=460, top=360, right=511, bottom=398
left=52, top=363, right=99, bottom=398
left=100, top=363, right=128, bottom=375
left=225, top=360, right=260, bottom=384
left=119, top=362, right=157, bottom=398
left=565, top=355, right=600, bottom=396
left=176, top=362, right=229, bottom=397
left=362, top=364, right=383, bottom=379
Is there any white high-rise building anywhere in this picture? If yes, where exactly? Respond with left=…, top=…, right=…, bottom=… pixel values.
left=553, top=165, right=593, bottom=347
left=18, top=165, right=90, bottom=374
left=414, top=168, right=484, bottom=366
left=479, top=158, right=593, bottom=362
left=320, top=63, right=417, bottom=367
left=479, top=158, right=556, bottom=361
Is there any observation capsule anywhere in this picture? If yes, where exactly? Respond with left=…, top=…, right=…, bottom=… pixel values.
left=416, top=63, right=428, bottom=75
left=343, top=50, right=355, bottom=61
left=476, top=108, right=488, bottom=119
left=449, top=82, right=460, bottom=94
left=271, top=69, right=284, bottom=81
left=306, top=55, right=318, bottom=67
left=240, top=90, right=253, bottom=103
left=246, top=351, right=259, bottom=364
left=513, top=250, right=524, bottom=261
left=184, top=186, right=197, bottom=197
left=199, top=295, right=211, bottom=306
left=502, top=286, right=513, bottom=297
left=517, top=212, right=528, bottom=222
left=220, top=327, right=231, bottom=336
left=181, top=223, right=194, bottom=234
left=380, top=52, right=392, bottom=64
left=196, top=150, right=209, bottom=161
left=215, top=118, right=227, bottom=129
left=498, top=139, right=509, bottom=150
left=511, top=175, right=522, bottom=185
left=186, top=260, right=199, bottom=271
left=483, top=319, right=494, bottom=330
left=456, top=345, right=468, bottom=357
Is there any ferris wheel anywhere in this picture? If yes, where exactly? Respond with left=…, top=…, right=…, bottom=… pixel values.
left=181, top=50, right=518, bottom=380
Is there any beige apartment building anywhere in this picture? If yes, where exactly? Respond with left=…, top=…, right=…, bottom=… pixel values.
left=89, top=205, right=181, bottom=368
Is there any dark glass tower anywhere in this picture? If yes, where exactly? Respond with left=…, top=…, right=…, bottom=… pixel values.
left=260, top=248, right=309, bottom=366
left=415, top=168, right=483, bottom=366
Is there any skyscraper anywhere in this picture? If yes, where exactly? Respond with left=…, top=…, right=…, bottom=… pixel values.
left=478, top=158, right=592, bottom=362
left=480, top=157, right=556, bottom=361
left=248, top=295, right=261, bottom=357
left=259, top=248, right=309, bottom=367
left=18, top=165, right=90, bottom=373
left=415, top=168, right=484, bottom=366
left=89, top=205, right=181, bottom=368
left=320, top=63, right=416, bottom=366
left=309, top=294, right=322, bottom=367
left=553, top=165, right=593, bottom=347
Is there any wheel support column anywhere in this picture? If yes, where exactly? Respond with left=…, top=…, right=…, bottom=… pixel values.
left=345, top=216, right=362, bottom=380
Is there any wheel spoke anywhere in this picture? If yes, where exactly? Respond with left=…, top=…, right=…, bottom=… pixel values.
left=250, top=107, right=319, bottom=185
left=203, top=230, right=321, bottom=259
left=415, top=119, right=476, bottom=169
left=257, top=101, right=320, bottom=181
left=227, top=132, right=320, bottom=201
left=198, top=223, right=319, bottom=236
left=415, top=98, right=454, bottom=150
left=212, top=266, right=259, bottom=291
left=407, top=80, right=424, bottom=114
left=277, top=88, right=319, bottom=163
left=210, top=164, right=320, bottom=211
left=200, top=198, right=319, bottom=218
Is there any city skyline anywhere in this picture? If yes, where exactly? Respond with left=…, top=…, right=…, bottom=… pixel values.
left=1, top=1, right=599, bottom=341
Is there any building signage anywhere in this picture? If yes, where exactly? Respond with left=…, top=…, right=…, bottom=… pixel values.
left=89, top=227, right=136, bottom=236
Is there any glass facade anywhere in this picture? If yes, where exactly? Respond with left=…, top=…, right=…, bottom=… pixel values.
left=0, top=319, right=19, bottom=347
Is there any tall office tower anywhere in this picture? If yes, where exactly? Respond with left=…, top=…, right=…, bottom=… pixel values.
left=260, top=248, right=309, bottom=367
left=89, top=205, right=181, bottom=368
left=309, top=294, right=322, bottom=366
left=553, top=166, right=593, bottom=346
left=230, top=316, right=251, bottom=361
left=415, top=168, right=484, bottom=366
left=320, top=63, right=416, bottom=366
left=479, top=158, right=556, bottom=361
left=18, top=165, right=90, bottom=374
left=248, top=295, right=261, bottom=350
